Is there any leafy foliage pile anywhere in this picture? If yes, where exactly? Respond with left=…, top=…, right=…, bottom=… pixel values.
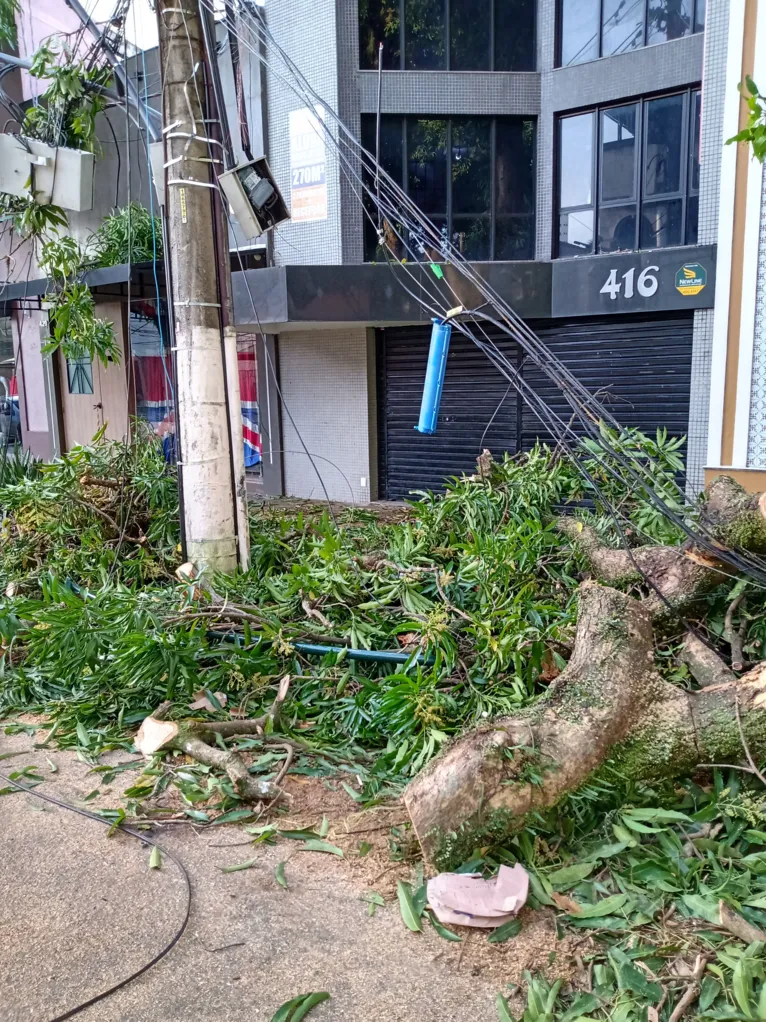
left=3, top=430, right=766, bottom=1022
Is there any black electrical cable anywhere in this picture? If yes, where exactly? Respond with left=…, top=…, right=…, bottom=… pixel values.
left=0, top=770, right=192, bottom=1022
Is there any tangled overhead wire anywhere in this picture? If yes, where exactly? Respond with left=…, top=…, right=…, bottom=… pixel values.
left=188, top=0, right=766, bottom=598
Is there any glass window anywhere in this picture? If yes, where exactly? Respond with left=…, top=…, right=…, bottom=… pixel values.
left=694, top=0, right=706, bottom=33
left=685, top=196, right=698, bottom=245
left=600, top=104, right=637, bottom=201
left=647, top=0, right=693, bottom=45
left=640, top=198, right=683, bottom=248
left=558, top=0, right=704, bottom=67
left=560, top=113, right=594, bottom=208
left=644, top=93, right=684, bottom=196
left=602, top=0, right=644, bottom=56
left=407, top=119, right=448, bottom=213
left=556, top=88, right=701, bottom=257
left=67, top=357, right=94, bottom=395
left=362, top=116, right=405, bottom=260
left=560, top=0, right=599, bottom=66
left=359, top=0, right=535, bottom=69
left=451, top=119, right=491, bottom=214
left=358, top=0, right=401, bottom=68
left=599, top=205, right=638, bottom=252
left=689, top=89, right=701, bottom=193
left=496, top=119, right=536, bottom=215
left=453, top=218, right=490, bottom=259
left=404, top=0, right=446, bottom=68
left=450, top=0, right=490, bottom=69
left=495, top=0, right=536, bottom=71
left=559, top=209, right=594, bottom=257
left=361, top=115, right=535, bottom=261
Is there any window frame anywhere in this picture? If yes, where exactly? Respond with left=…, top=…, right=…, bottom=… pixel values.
left=555, top=86, right=700, bottom=258
left=555, top=0, right=705, bottom=68
left=360, top=0, right=536, bottom=71
left=362, top=114, right=537, bottom=261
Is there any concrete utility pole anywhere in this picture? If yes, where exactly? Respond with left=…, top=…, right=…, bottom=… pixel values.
left=156, top=0, right=240, bottom=574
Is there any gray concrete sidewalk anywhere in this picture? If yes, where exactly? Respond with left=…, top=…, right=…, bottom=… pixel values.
left=0, top=732, right=502, bottom=1022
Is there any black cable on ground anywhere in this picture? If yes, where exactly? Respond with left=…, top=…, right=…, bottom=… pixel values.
left=0, top=770, right=192, bottom=1022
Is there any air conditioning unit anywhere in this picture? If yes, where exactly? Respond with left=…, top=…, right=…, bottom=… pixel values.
left=0, top=134, right=94, bottom=211
left=218, top=157, right=290, bottom=239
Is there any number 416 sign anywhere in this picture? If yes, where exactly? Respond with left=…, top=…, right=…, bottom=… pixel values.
left=599, top=265, right=659, bottom=300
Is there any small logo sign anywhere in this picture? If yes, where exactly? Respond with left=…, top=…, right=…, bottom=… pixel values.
left=675, top=262, right=707, bottom=296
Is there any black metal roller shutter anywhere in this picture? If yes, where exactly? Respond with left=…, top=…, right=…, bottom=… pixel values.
left=378, top=312, right=694, bottom=501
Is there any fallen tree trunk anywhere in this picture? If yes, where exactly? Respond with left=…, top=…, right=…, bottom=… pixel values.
left=404, top=582, right=766, bottom=869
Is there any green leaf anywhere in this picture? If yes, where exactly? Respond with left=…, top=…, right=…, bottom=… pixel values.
left=291, top=992, right=330, bottom=1021
left=279, top=828, right=320, bottom=840
left=582, top=841, right=629, bottom=862
left=608, top=947, right=662, bottom=1002
left=184, top=809, right=210, bottom=822
left=732, top=959, right=755, bottom=1019
left=76, top=721, right=90, bottom=746
left=528, top=871, right=554, bottom=906
left=318, top=815, right=329, bottom=838
left=559, top=994, right=602, bottom=1022
left=149, top=846, right=162, bottom=869
left=488, top=918, right=522, bottom=943
left=301, top=839, right=343, bottom=856
left=220, top=857, right=259, bottom=873
left=548, top=862, right=595, bottom=889
left=496, top=992, right=515, bottom=1022
left=412, top=882, right=428, bottom=918
left=275, top=861, right=288, bottom=889
left=46, top=757, right=58, bottom=773
left=397, top=880, right=423, bottom=932
left=567, top=893, right=629, bottom=919
left=622, top=807, right=692, bottom=823
left=211, top=808, right=256, bottom=825
left=700, top=976, right=722, bottom=1011
left=682, top=894, right=721, bottom=925
left=426, top=910, right=461, bottom=941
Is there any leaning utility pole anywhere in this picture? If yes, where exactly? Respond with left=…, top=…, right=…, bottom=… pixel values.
left=156, top=0, right=240, bottom=574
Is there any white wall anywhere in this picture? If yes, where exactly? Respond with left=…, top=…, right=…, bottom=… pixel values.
left=278, top=328, right=372, bottom=503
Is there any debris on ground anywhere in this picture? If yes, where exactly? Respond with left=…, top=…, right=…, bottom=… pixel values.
left=4, top=429, right=766, bottom=1020
left=427, top=864, right=529, bottom=927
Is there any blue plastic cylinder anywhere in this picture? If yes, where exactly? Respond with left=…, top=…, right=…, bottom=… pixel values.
left=415, top=318, right=452, bottom=435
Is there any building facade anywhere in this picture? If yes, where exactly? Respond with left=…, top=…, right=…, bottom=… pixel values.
left=232, top=0, right=748, bottom=503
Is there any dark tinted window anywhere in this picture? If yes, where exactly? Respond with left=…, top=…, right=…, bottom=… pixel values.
left=494, top=0, right=536, bottom=71
left=496, top=119, right=536, bottom=214
left=360, top=0, right=535, bottom=69
left=407, top=119, right=448, bottom=212
left=556, top=89, right=700, bottom=257
left=558, top=0, right=704, bottom=67
left=404, top=0, right=446, bottom=68
left=644, top=93, right=684, bottom=196
left=451, top=119, right=491, bottom=214
left=451, top=0, right=490, bottom=68
left=362, top=115, right=535, bottom=261
left=358, top=0, right=400, bottom=69
left=362, top=116, right=405, bottom=260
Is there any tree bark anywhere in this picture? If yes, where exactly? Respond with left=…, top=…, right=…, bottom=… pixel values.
left=556, top=519, right=725, bottom=623
left=404, top=582, right=766, bottom=870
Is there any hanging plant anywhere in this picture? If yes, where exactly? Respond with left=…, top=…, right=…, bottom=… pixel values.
left=88, top=203, right=164, bottom=267
left=38, top=236, right=119, bottom=366
left=22, top=41, right=112, bottom=154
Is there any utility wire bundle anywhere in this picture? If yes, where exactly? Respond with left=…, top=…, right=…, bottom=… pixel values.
left=189, top=0, right=766, bottom=597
